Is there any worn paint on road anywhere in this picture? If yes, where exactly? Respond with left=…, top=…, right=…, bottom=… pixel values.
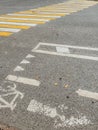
left=27, top=99, right=91, bottom=128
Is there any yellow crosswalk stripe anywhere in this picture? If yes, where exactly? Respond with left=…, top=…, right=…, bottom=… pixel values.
left=1, top=15, right=55, bottom=20
left=31, top=13, right=67, bottom=16
left=0, top=32, right=12, bottom=37
left=30, top=8, right=76, bottom=14
left=33, top=7, right=83, bottom=9
left=0, top=18, right=46, bottom=24
left=31, top=9, right=78, bottom=13
left=15, top=12, right=66, bottom=16
left=0, top=24, right=30, bottom=29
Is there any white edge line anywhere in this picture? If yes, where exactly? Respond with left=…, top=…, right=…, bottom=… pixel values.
left=39, top=42, right=98, bottom=51
left=32, top=49, right=98, bottom=61
left=33, top=43, right=41, bottom=50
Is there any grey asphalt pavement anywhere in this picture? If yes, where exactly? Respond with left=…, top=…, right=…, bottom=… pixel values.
left=0, top=0, right=98, bottom=130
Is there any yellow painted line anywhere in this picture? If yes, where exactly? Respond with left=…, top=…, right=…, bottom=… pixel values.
left=39, top=8, right=82, bottom=11
left=0, top=24, right=29, bottom=29
left=0, top=16, right=49, bottom=22
left=38, top=8, right=86, bottom=11
left=0, top=32, right=12, bottom=37
left=34, top=11, right=73, bottom=14
left=34, top=10, right=77, bottom=13
left=15, top=12, right=66, bottom=16
left=0, top=18, right=46, bottom=24
left=19, top=10, right=66, bottom=12
left=34, top=7, right=79, bottom=9
left=33, top=9, right=79, bottom=12
left=36, top=13, right=66, bottom=16
left=35, top=11, right=73, bottom=14
left=1, top=15, right=55, bottom=20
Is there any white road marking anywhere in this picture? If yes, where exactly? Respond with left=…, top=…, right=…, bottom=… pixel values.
left=55, top=116, right=91, bottom=128
left=27, top=99, right=61, bottom=118
left=7, top=14, right=61, bottom=18
left=38, top=42, right=98, bottom=51
left=0, top=81, right=24, bottom=111
left=32, top=43, right=98, bottom=61
left=27, top=99, right=91, bottom=128
left=0, top=22, right=37, bottom=27
left=0, top=17, right=49, bottom=22
left=14, top=66, right=24, bottom=72
left=6, top=75, right=40, bottom=86
left=56, top=46, right=70, bottom=53
left=20, top=59, right=30, bottom=64
left=26, top=54, right=35, bottom=58
left=76, top=89, right=98, bottom=100
left=0, top=28, right=21, bottom=32
left=33, top=43, right=41, bottom=50
left=58, top=104, right=68, bottom=112
left=32, top=49, right=98, bottom=61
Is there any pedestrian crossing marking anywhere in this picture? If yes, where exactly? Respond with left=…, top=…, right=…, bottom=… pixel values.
left=0, top=32, right=12, bottom=36
left=0, top=24, right=30, bottom=29
left=33, top=8, right=81, bottom=10
left=0, top=18, right=45, bottom=24
left=0, top=28, right=21, bottom=32
left=1, top=15, right=55, bottom=20
left=0, top=0, right=98, bottom=37
left=4, top=14, right=56, bottom=19
left=0, top=17, right=49, bottom=22
left=32, top=10, right=77, bottom=13
left=15, top=12, right=66, bottom=16
left=0, top=22, right=37, bottom=27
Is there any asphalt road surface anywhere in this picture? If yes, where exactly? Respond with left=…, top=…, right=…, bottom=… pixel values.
left=0, top=0, right=98, bottom=130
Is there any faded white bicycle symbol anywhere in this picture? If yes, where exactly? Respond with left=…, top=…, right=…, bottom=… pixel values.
left=0, top=81, right=24, bottom=111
